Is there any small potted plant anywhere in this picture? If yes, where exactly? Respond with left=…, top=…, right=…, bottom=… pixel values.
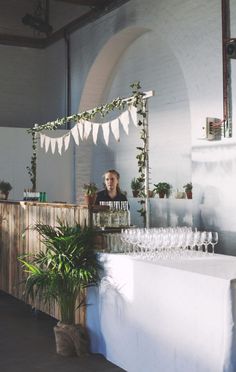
left=153, top=182, right=172, bottom=199
left=83, top=183, right=98, bottom=205
left=131, top=177, right=144, bottom=197
left=183, top=182, right=192, bottom=199
left=0, top=180, right=12, bottom=200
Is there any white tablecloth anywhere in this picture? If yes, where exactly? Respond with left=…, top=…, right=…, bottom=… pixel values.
left=86, top=253, right=236, bottom=372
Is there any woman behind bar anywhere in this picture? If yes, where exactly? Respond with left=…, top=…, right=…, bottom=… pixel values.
left=94, top=169, right=128, bottom=205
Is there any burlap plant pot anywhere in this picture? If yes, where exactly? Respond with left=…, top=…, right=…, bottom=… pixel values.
left=54, top=322, right=89, bottom=357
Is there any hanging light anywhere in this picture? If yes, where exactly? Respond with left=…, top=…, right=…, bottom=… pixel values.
left=22, top=0, right=53, bottom=36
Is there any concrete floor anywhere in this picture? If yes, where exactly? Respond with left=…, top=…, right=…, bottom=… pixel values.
left=0, top=291, right=125, bottom=372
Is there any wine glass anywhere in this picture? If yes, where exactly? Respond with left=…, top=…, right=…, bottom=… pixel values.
left=211, top=232, right=218, bottom=254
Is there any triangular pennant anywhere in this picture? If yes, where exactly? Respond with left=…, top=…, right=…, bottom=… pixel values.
left=45, top=136, right=51, bottom=153
left=128, top=106, right=138, bottom=127
left=57, top=137, right=63, bottom=155
left=64, top=133, right=71, bottom=151
left=111, top=118, right=120, bottom=142
left=92, top=124, right=100, bottom=144
left=40, top=133, right=45, bottom=148
left=77, top=121, right=84, bottom=140
left=102, top=122, right=110, bottom=146
left=50, top=138, right=56, bottom=154
left=84, top=121, right=92, bottom=139
left=121, top=120, right=129, bottom=135
left=71, top=125, right=80, bottom=146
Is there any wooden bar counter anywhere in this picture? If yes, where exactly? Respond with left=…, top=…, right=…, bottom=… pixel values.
left=0, top=200, right=90, bottom=323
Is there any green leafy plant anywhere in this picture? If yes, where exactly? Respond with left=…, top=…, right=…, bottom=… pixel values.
left=131, top=177, right=144, bottom=197
left=0, top=180, right=12, bottom=194
left=0, top=180, right=12, bottom=199
left=83, top=183, right=98, bottom=196
left=153, top=182, right=172, bottom=198
left=183, top=182, right=193, bottom=199
left=26, top=130, right=37, bottom=192
left=183, top=182, right=192, bottom=192
left=18, top=219, right=101, bottom=325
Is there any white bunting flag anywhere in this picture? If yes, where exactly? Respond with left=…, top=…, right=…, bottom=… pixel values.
left=102, top=122, right=110, bottom=146
left=50, top=138, right=56, bottom=154
left=45, top=136, right=51, bottom=153
left=64, top=133, right=71, bottom=151
left=57, top=137, right=63, bottom=155
left=84, top=121, right=92, bottom=139
left=40, top=133, right=45, bottom=148
left=129, top=106, right=138, bottom=127
left=92, top=124, right=100, bottom=144
left=121, top=117, right=129, bottom=136
left=111, top=118, right=120, bottom=141
left=77, top=121, right=84, bottom=140
left=71, top=125, right=79, bottom=145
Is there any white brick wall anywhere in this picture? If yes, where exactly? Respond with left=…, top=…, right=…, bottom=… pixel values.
left=0, top=0, right=236, bottom=253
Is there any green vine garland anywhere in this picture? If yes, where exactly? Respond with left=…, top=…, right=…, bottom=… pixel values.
left=27, top=82, right=149, bottom=225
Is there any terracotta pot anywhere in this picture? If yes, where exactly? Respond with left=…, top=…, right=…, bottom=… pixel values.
left=158, top=191, right=165, bottom=199
left=186, top=191, right=192, bottom=199
left=132, top=190, right=139, bottom=197
left=84, top=194, right=96, bottom=205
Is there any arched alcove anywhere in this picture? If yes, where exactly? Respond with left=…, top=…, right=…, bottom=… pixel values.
left=76, top=26, right=150, bottom=202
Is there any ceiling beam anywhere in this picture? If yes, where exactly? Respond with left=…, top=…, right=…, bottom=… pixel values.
left=46, top=0, right=130, bottom=46
left=0, top=34, right=45, bottom=49
left=54, top=0, right=106, bottom=6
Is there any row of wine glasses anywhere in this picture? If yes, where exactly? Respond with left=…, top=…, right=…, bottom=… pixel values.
left=110, top=227, right=219, bottom=260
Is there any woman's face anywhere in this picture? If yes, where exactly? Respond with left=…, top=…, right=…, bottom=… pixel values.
left=104, top=172, right=119, bottom=192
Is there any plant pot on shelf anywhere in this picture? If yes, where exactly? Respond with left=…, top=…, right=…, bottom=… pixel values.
left=158, top=191, right=166, bottom=199
left=132, top=190, right=140, bottom=197
left=148, top=190, right=154, bottom=198
left=186, top=191, right=192, bottom=199
left=0, top=192, right=8, bottom=200
left=84, top=194, right=96, bottom=205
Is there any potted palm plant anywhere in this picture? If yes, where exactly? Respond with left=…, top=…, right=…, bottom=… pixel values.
left=0, top=180, right=12, bottom=200
left=83, top=183, right=98, bottom=205
left=18, top=219, right=101, bottom=357
left=183, top=182, right=193, bottom=199
left=153, top=182, right=172, bottom=198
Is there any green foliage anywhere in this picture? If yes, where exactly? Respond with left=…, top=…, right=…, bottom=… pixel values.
left=26, top=130, right=37, bottom=191
left=183, top=182, right=192, bottom=192
left=153, top=182, right=172, bottom=195
left=131, top=177, right=144, bottom=192
left=0, top=180, right=12, bottom=194
left=83, top=183, right=98, bottom=196
left=18, top=219, right=101, bottom=325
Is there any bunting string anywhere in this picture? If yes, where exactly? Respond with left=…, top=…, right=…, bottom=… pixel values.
left=39, top=107, right=137, bottom=154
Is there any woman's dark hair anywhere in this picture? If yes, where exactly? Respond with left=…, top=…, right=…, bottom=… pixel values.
left=103, top=169, right=121, bottom=193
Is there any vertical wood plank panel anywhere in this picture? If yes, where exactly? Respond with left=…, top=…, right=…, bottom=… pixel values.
left=0, top=201, right=92, bottom=325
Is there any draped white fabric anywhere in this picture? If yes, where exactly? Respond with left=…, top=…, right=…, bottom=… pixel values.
left=38, top=107, right=136, bottom=154
left=87, top=253, right=236, bottom=372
